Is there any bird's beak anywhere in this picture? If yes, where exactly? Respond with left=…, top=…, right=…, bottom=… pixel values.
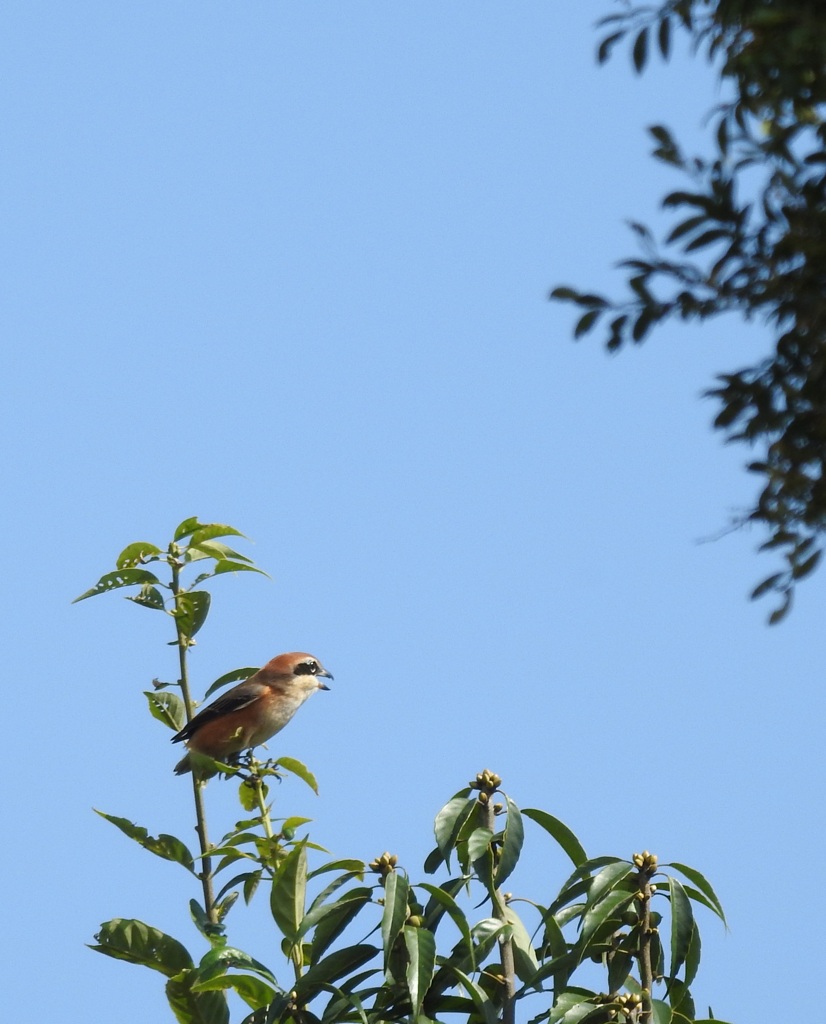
left=317, top=669, right=333, bottom=690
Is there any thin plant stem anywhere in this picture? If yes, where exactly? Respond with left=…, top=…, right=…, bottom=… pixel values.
left=637, top=872, right=654, bottom=1024
left=481, top=794, right=516, bottom=1024
left=171, top=557, right=217, bottom=925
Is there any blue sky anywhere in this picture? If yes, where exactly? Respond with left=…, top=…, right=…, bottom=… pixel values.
left=3, top=2, right=824, bottom=1022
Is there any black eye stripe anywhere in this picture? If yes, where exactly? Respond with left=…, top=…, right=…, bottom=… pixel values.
left=294, top=661, right=318, bottom=675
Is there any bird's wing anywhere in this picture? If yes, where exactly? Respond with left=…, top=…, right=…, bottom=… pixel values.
left=171, top=682, right=266, bottom=744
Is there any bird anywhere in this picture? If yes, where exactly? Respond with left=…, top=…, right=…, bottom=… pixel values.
left=172, top=652, right=332, bottom=775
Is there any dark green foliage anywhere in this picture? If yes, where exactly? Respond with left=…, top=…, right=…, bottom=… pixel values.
left=552, top=0, right=826, bottom=617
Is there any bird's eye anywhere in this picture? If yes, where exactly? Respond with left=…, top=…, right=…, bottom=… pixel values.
left=295, top=660, right=318, bottom=675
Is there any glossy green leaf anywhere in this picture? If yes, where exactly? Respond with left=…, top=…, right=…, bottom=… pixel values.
left=173, top=591, right=211, bottom=639
left=550, top=990, right=598, bottom=1024
left=204, top=667, right=259, bottom=699
left=188, top=900, right=213, bottom=942
left=95, top=811, right=195, bottom=873
left=448, top=967, right=498, bottom=1024
left=145, top=691, right=186, bottom=732
left=319, top=976, right=375, bottom=1024
left=418, top=882, right=473, bottom=962
left=197, top=946, right=276, bottom=984
left=495, top=795, right=524, bottom=887
left=403, top=924, right=436, bottom=1018
left=165, top=969, right=230, bottom=1024
left=116, top=541, right=163, bottom=568
left=522, top=808, right=587, bottom=867
left=291, top=944, right=380, bottom=1003
left=466, top=826, right=493, bottom=866
left=381, top=870, right=410, bottom=969
left=273, top=756, right=319, bottom=794
left=308, top=858, right=365, bottom=879
left=308, top=889, right=372, bottom=963
left=73, top=568, right=161, bottom=603
left=666, top=862, right=727, bottom=925
left=684, top=910, right=702, bottom=986
left=580, top=887, right=635, bottom=948
left=668, top=875, right=694, bottom=979
left=585, top=860, right=633, bottom=910
left=270, top=840, right=307, bottom=942
left=90, top=918, right=193, bottom=977
left=192, top=974, right=276, bottom=1010
left=433, top=790, right=475, bottom=865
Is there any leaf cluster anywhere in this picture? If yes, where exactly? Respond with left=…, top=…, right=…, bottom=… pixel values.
left=552, top=0, right=826, bottom=618
left=82, top=521, right=731, bottom=1023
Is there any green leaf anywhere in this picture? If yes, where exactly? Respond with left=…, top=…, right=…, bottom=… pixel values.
left=307, top=889, right=372, bottom=963
left=433, top=790, right=475, bottom=865
left=174, top=516, right=202, bottom=541
left=683, top=914, right=702, bottom=987
left=419, top=882, right=473, bottom=963
left=273, top=756, right=319, bottom=794
left=204, top=667, right=259, bottom=699
left=381, top=870, right=410, bottom=970
left=73, top=568, right=161, bottom=603
left=116, top=541, right=163, bottom=568
left=550, top=990, right=598, bottom=1024
left=192, top=974, right=276, bottom=1011
left=197, top=945, right=277, bottom=984
left=188, top=523, right=246, bottom=545
left=211, top=560, right=269, bottom=578
left=173, top=591, right=211, bottom=640
left=585, top=860, right=634, bottom=910
left=145, top=691, right=186, bottom=733
left=292, top=944, right=380, bottom=1004
left=522, top=808, right=587, bottom=867
left=607, top=949, right=633, bottom=992
left=666, top=862, right=727, bottom=925
left=90, top=918, right=193, bottom=977
left=165, top=969, right=230, bottom=1024
left=652, top=999, right=673, bottom=1024
left=270, top=840, right=308, bottom=942
left=580, top=886, right=635, bottom=949
left=495, top=795, right=524, bottom=887
left=189, top=899, right=215, bottom=941
left=237, top=779, right=265, bottom=813
left=449, top=967, right=498, bottom=1024
left=466, top=826, right=493, bottom=866
left=187, top=539, right=252, bottom=563
left=504, top=904, right=540, bottom=983
left=95, top=811, right=195, bottom=873
left=403, top=924, right=436, bottom=1018
left=126, top=584, right=167, bottom=611
left=668, top=875, right=695, bottom=978
left=308, top=858, right=366, bottom=879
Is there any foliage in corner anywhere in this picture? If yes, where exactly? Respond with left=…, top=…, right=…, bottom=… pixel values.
left=78, top=518, right=733, bottom=1023
left=552, top=0, right=826, bottom=620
